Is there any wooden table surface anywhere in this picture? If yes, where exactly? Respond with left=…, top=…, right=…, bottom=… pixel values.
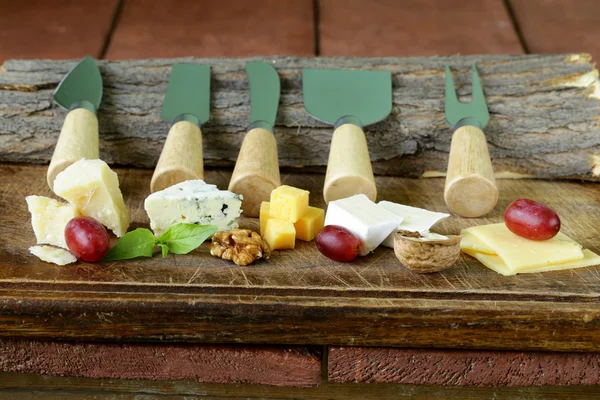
left=2, top=164, right=600, bottom=352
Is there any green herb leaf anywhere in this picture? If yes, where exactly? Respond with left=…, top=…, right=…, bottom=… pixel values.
left=157, top=223, right=217, bottom=255
left=159, top=243, right=169, bottom=258
left=103, top=228, right=156, bottom=261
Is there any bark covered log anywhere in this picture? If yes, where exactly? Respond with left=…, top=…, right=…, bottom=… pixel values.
left=0, top=54, right=599, bottom=179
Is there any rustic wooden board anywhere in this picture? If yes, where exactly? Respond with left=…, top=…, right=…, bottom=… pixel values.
left=1, top=55, right=599, bottom=180
left=1, top=164, right=600, bottom=351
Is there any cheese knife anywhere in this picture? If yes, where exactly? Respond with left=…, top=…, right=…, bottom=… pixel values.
left=303, top=68, right=392, bottom=203
left=47, top=56, right=102, bottom=189
left=444, top=65, right=498, bottom=218
left=151, top=64, right=210, bottom=193
left=228, top=61, right=281, bottom=217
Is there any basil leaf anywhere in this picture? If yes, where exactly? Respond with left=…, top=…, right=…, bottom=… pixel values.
left=103, top=228, right=156, bottom=261
left=159, top=243, right=169, bottom=258
left=157, top=223, right=217, bottom=255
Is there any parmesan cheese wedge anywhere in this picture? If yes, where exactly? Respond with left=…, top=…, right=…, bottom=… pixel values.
left=26, top=195, right=80, bottom=249
left=29, top=245, right=76, bottom=266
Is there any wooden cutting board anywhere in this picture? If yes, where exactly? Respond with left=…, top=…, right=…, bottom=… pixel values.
left=1, top=164, right=599, bottom=352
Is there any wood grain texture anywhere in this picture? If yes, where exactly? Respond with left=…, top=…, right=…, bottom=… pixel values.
left=105, top=0, right=314, bottom=58
left=2, top=164, right=600, bottom=350
left=151, top=120, right=204, bottom=193
left=1, top=55, right=599, bottom=180
left=318, top=0, right=524, bottom=56
left=0, top=0, right=119, bottom=63
left=323, top=123, right=377, bottom=203
left=509, top=0, right=600, bottom=63
left=329, top=347, right=600, bottom=386
left=0, top=340, right=321, bottom=387
left=229, top=127, right=281, bottom=217
left=444, top=125, right=498, bottom=217
left=2, top=371, right=600, bottom=399
left=47, top=108, right=99, bottom=189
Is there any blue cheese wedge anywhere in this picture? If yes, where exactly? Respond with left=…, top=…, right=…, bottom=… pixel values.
left=144, top=180, right=242, bottom=237
left=378, top=201, right=450, bottom=248
left=325, top=194, right=402, bottom=256
left=26, top=195, right=81, bottom=249
left=29, top=245, right=77, bottom=265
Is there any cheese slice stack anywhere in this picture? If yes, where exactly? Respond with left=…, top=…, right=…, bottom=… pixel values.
left=461, top=223, right=600, bottom=276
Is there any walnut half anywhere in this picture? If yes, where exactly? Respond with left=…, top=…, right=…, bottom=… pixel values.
left=210, top=229, right=271, bottom=266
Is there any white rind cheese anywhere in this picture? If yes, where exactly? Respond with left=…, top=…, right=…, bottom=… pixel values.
left=378, top=201, right=449, bottom=248
left=53, top=159, right=129, bottom=237
left=29, top=245, right=77, bottom=265
left=144, top=180, right=243, bottom=237
left=325, top=194, right=402, bottom=256
left=26, top=195, right=80, bottom=249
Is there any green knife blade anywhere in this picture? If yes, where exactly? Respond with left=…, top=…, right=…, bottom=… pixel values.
left=303, top=68, right=392, bottom=127
left=160, top=64, right=210, bottom=125
left=53, top=56, right=102, bottom=113
left=246, top=61, right=280, bottom=132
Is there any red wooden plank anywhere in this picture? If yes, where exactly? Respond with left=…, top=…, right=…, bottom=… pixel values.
left=509, top=0, right=600, bottom=62
left=329, top=347, right=600, bottom=386
left=318, top=0, right=524, bottom=56
left=105, top=0, right=314, bottom=59
left=0, top=340, right=321, bottom=387
left=0, top=0, right=119, bottom=63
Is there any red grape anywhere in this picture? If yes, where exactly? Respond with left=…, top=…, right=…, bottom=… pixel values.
left=504, top=199, right=560, bottom=241
left=65, top=216, right=110, bottom=262
left=315, top=225, right=362, bottom=262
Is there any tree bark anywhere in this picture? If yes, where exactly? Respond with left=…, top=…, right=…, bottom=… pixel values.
left=1, top=54, right=599, bottom=179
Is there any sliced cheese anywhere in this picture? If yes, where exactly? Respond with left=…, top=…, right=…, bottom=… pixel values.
left=53, top=159, right=129, bottom=237
left=294, top=206, right=325, bottom=241
left=460, top=233, right=496, bottom=255
left=463, top=247, right=600, bottom=276
left=29, top=245, right=76, bottom=266
left=26, top=195, right=80, bottom=249
left=461, top=223, right=584, bottom=271
left=378, top=201, right=449, bottom=248
left=325, top=194, right=401, bottom=256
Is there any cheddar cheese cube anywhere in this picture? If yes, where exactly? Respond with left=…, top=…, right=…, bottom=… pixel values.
left=294, top=206, right=324, bottom=241
left=260, top=201, right=271, bottom=235
left=269, top=185, right=309, bottom=223
left=264, top=218, right=296, bottom=250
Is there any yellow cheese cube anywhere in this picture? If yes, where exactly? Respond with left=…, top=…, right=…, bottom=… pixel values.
left=294, top=206, right=324, bottom=241
left=269, top=185, right=309, bottom=223
left=264, top=218, right=296, bottom=250
left=260, top=201, right=271, bottom=235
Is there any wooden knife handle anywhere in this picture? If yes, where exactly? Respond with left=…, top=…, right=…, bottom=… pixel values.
left=323, top=123, right=377, bottom=203
left=47, top=108, right=99, bottom=189
left=444, top=125, right=498, bottom=217
left=151, top=120, right=203, bottom=193
left=228, top=127, right=280, bottom=217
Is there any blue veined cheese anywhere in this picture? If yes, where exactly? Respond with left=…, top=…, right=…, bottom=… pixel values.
left=377, top=201, right=449, bottom=248
left=144, top=180, right=243, bottom=237
left=325, top=194, right=402, bottom=256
